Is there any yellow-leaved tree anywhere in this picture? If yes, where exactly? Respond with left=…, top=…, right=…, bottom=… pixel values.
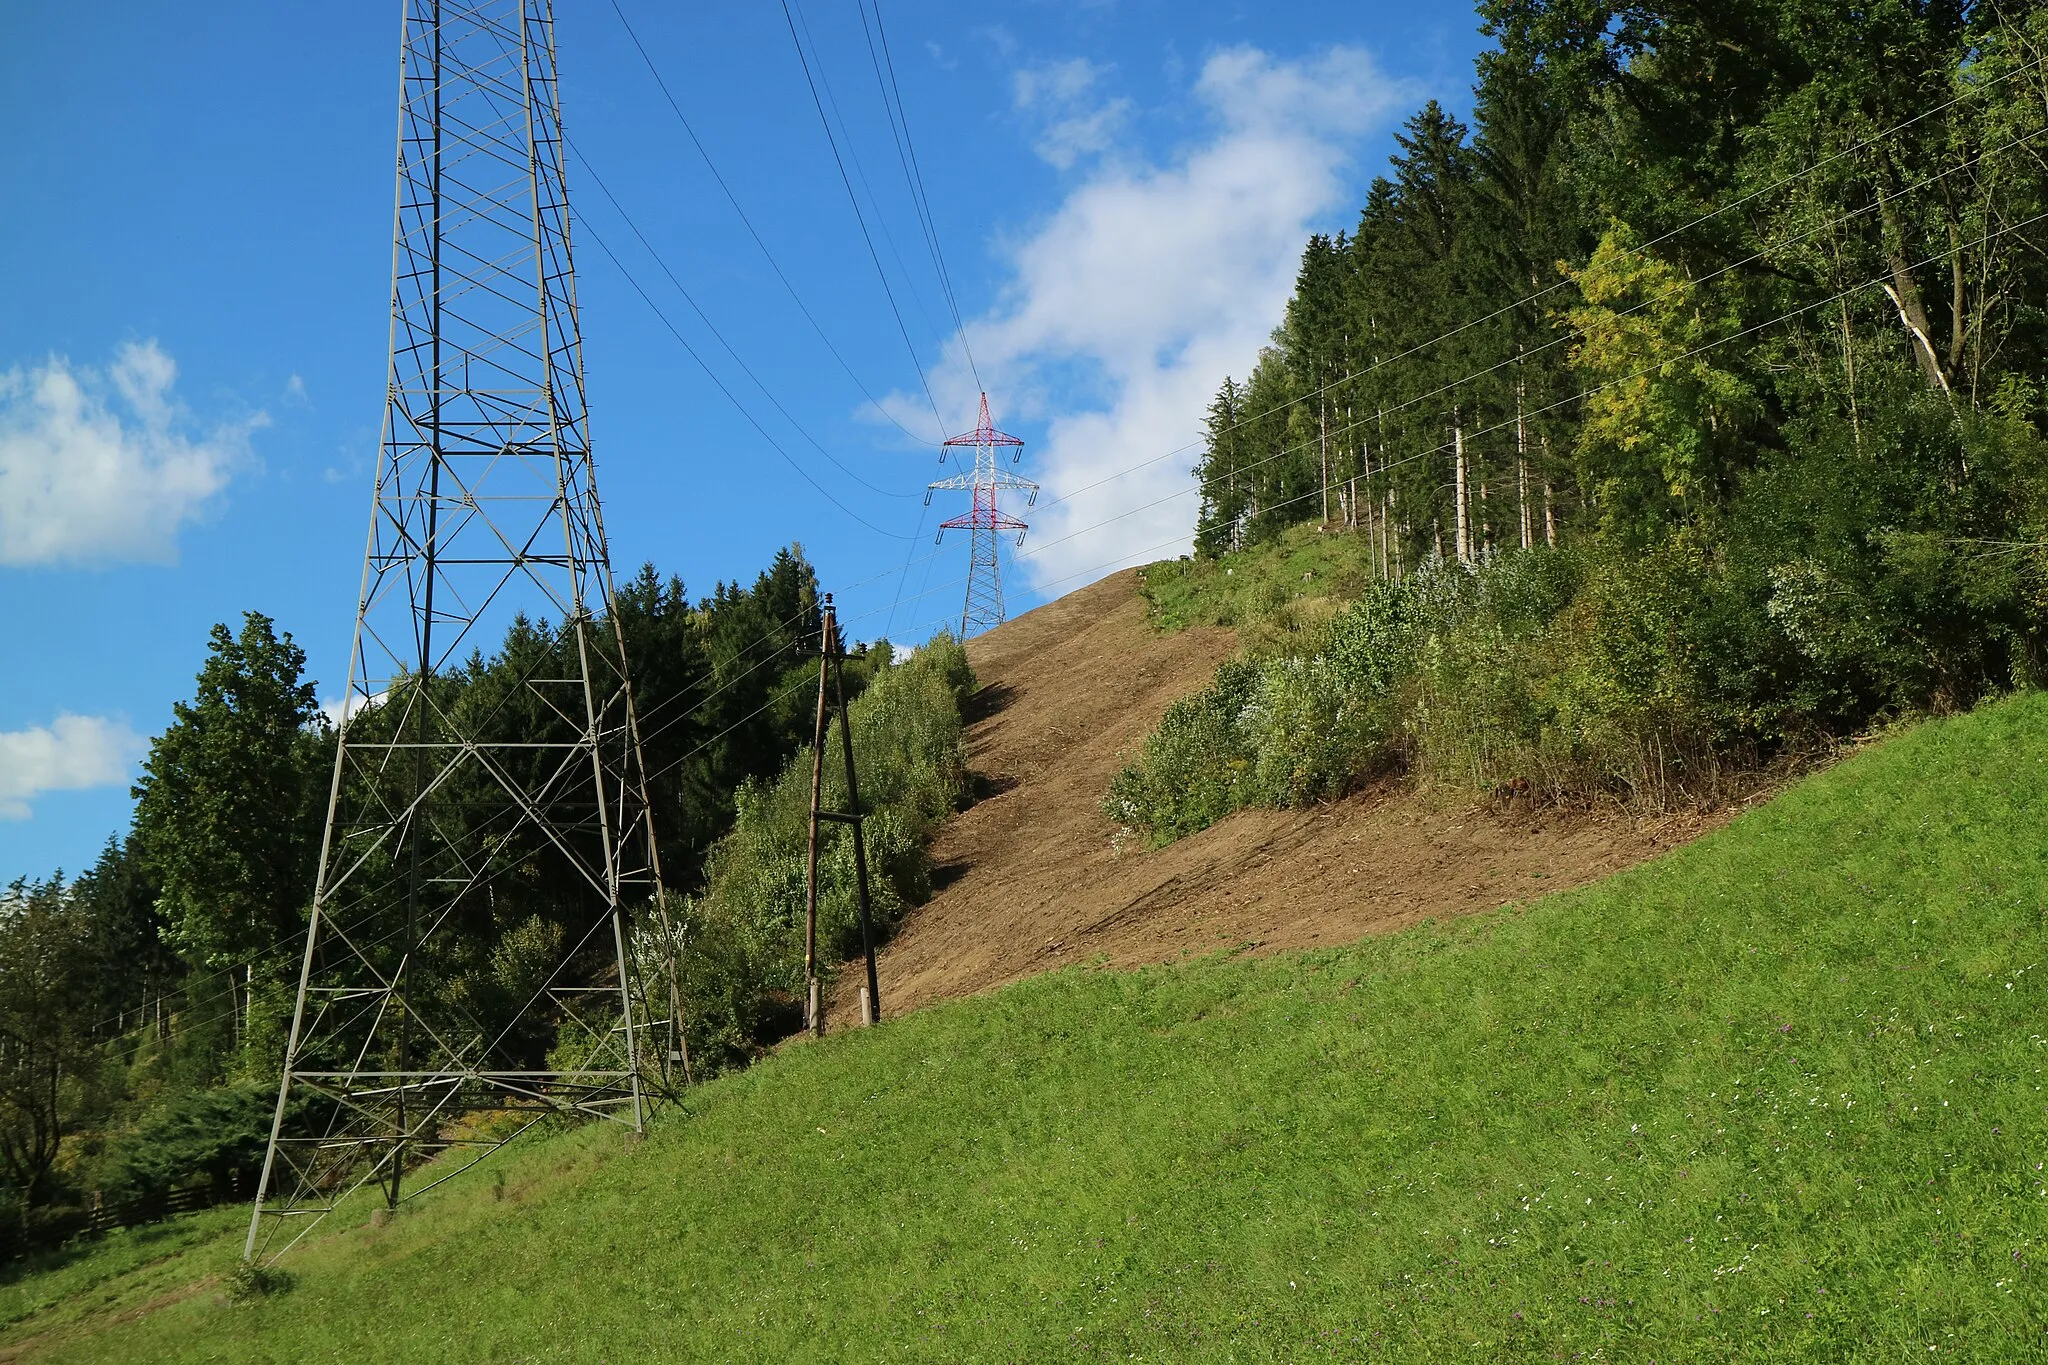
left=1564, top=223, right=1754, bottom=541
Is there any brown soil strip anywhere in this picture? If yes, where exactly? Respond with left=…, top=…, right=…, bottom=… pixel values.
left=830, top=568, right=1728, bottom=1026
left=0, top=1274, right=220, bottom=1362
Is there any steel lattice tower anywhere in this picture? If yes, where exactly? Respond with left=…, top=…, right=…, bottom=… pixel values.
left=928, top=393, right=1037, bottom=636
left=246, top=0, right=665, bottom=1262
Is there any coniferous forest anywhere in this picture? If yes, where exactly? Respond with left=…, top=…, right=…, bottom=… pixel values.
left=1114, top=1, right=2048, bottom=840
left=0, top=548, right=930, bottom=1246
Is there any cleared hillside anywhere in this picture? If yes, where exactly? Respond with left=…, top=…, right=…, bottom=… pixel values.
left=832, top=568, right=1728, bottom=1025
left=8, top=688, right=2047, bottom=1360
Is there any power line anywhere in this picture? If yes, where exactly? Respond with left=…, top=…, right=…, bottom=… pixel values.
left=604, top=0, right=943, bottom=446
left=1223, top=48, right=2048, bottom=445
left=873, top=201, right=2048, bottom=626
left=1198, top=118, right=2048, bottom=488
left=779, top=0, right=950, bottom=432
left=574, top=142, right=913, bottom=501
left=580, top=217, right=917, bottom=540
left=953, top=119, right=2048, bottom=548
left=854, top=0, right=982, bottom=393
left=788, top=0, right=951, bottom=352
left=883, top=496, right=931, bottom=640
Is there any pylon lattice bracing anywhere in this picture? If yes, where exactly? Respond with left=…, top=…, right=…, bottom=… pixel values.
left=246, top=0, right=666, bottom=1262
left=929, top=393, right=1037, bottom=636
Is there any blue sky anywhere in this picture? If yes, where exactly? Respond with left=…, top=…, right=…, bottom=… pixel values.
left=0, top=1, right=1486, bottom=882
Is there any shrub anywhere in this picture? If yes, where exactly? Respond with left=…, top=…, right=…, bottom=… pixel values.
left=226, top=1260, right=296, bottom=1302
left=1104, top=660, right=1261, bottom=840
left=90, top=1082, right=277, bottom=1209
left=1244, top=654, right=1372, bottom=805
left=668, top=634, right=975, bottom=1073
left=1114, top=537, right=1803, bottom=839
left=1104, top=585, right=1424, bottom=839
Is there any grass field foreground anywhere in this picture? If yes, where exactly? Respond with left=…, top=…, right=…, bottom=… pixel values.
left=8, top=693, right=2048, bottom=1361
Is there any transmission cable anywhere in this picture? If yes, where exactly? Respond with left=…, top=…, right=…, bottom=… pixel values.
left=854, top=0, right=982, bottom=393
left=575, top=144, right=912, bottom=500
left=788, top=0, right=951, bottom=350
left=947, top=203, right=2048, bottom=582
left=778, top=0, right=950, bottom=433
left=1032, top=50, right=2048, bottom=509
left=968, top=117, right=2048, bottom=541
left=580, top=219, right=915, bottom=540
left=1173, top=118, right=2048, bottom=501
left=605, top=0, right=943, bottom=446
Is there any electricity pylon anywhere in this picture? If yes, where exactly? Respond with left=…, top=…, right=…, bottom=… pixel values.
left=928, top=393, right=1037, bottom=636
left=246, top=0, right=666, bottom=1263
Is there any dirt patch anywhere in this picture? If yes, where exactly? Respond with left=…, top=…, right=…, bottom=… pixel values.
left=829, top=569, right=1731, bottom=1026
left=0, top=1274, right=221, bottom=1362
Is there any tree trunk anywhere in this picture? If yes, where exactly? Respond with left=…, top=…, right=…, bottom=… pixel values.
left=1948, top=219, right=1967, bottom=377
left=1878, top=195, right=1953, bottom=395
left=1840, top=297, right=1862, bottom=450
left=1319, top=403, right=1330, bottom=528
left=1453, top=411, right=1469, bottom=564
left=1516, top=375, right=1531, bottom=549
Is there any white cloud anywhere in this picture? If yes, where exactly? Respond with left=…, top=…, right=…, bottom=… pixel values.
left=927, top=46, right=1409, bottom=593
left=319, top=688, right=387, bottom=731
left=1013, top=58, right=1132, bottom=170
left=0, top=715, right=145, bottom=821
left=0, top=340, right=260, bottom=566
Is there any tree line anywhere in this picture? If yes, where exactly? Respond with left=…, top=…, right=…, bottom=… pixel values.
left=1199, top=0, right=2048, bottom=591
left=1113, top=1, right=2048, bottom=838
left=0, top=545, right=889, bottom=1244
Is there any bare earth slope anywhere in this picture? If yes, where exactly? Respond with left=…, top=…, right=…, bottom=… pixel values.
left=834, top=569, right=1726, bottom=1024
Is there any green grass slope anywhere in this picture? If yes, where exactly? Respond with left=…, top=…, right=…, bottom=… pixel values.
left=12, top=694, right=2048, bottom=1361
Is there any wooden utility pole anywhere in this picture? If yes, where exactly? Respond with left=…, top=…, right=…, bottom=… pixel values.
left=803, top=593, right=883, bottom=1037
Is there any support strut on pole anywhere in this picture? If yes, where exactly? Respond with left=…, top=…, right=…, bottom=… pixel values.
left=803, top=594, right=882, bottom=1036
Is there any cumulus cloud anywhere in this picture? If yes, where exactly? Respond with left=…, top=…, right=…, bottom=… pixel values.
left=0, top=715, right=145, bottom=821
left=1014, top=58, right=1133, bottom=170
left=928, top=46, right=1409, bottom=595
left=0, top=340, right=259, bottom=566
left=319, top=689, right=384, bottom=731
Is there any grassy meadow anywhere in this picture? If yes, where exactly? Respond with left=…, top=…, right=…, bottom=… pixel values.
left=7, top=692, right=2048, bottom=1360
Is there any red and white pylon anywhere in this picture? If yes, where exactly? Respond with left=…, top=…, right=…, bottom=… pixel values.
left=927, top=392, right=1037, bottom=637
